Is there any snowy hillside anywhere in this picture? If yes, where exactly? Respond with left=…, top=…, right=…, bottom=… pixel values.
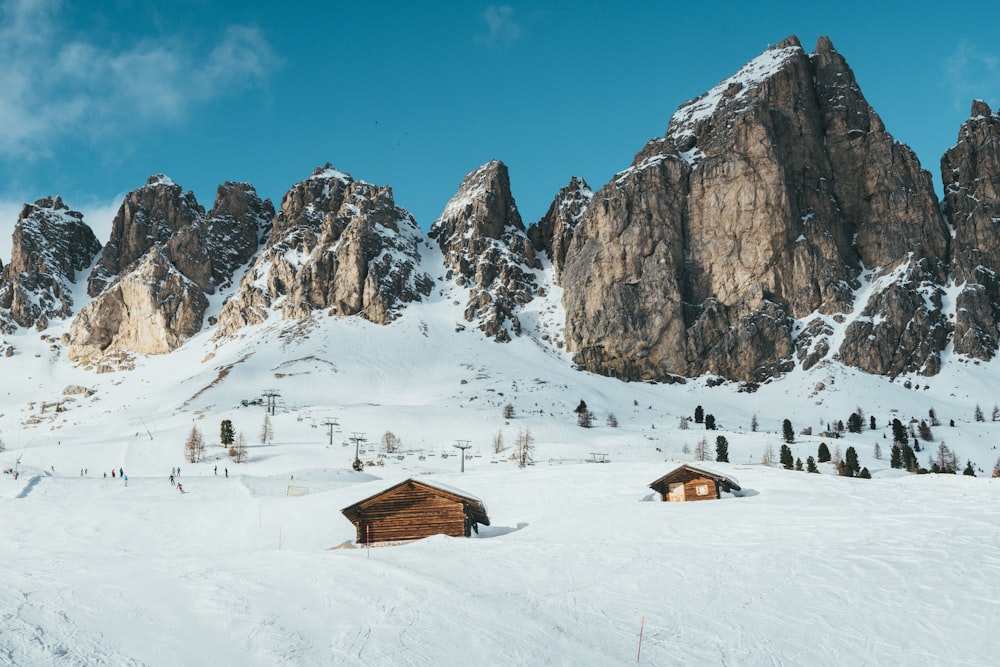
left=2, top=285, right=1000, bottom=665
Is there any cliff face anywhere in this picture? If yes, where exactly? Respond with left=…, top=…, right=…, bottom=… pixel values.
left=429, top=160, right=541, bottom=342
left=215, top=165, right=432, bottom=337
left=557, top=36, right=949, bottom=382
left=527, top=176, right=592, bottom=280
left=0, top=197, right=101, bottom=332
left=942, top=100, right=1000, bottom=361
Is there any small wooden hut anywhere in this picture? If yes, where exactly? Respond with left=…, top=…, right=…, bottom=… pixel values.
left=649, top=464, right=741, bottom=502
left=341, top=478, right=490, bottom=544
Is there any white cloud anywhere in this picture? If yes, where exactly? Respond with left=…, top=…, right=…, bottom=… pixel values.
left=477, top=5, right=522, bottom=49
left=944, top=39, right=1000, bottom=111
left=0, top=0, right=279, bottom=158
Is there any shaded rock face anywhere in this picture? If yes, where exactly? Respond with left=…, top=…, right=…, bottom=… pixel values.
left=527, top=176, right=592, bottom=279
left=68, top=248, right=209, bottom=361
left=69, top=177, right=270, bottom=361
left=0, top=197, right=101, bottom=332
left=942, top=100, right=1000, bottom=360
left=430, top=160, right=541, bottom=342
left=215, top=165, right=432, bottom=337
left=561, top=35, right=949, bottom=382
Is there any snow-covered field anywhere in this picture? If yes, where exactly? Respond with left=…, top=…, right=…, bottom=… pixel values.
left=2, top=288, right=1000, bottom=665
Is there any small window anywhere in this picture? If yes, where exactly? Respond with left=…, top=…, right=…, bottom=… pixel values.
left=695, top=484, right=709, bottom=496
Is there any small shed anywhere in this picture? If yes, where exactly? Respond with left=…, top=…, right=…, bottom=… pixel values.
left=649, top=464, right=741, bottom=502
left=341, top=478, right=490, bottom=544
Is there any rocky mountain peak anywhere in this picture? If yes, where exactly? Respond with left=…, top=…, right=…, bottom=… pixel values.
left=430, top=160, right=541, bottom=342
left=527, top=176, right=592, bottom=279
left=0, top=196, right=101, bottom=332
left=87, top=175, right=205, bottom=297
left=214, top=165, right=432, bottom=337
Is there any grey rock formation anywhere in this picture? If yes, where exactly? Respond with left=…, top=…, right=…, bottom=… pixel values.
left=87, top=175, right=205, bottom=297
left=561, top=35, right=948, bottom=382
left=0, top=197, right=101, bottom=332
left=430, top=160, right=541, bottom=342
left=527, top=176, right=592, bottom=279
left=67, top=247, right=209, bottom=360
left=942, top=100, right=1000, bottom=360
left=215, top=165, right=432, bottom=336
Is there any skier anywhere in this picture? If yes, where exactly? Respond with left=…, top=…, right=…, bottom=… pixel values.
left=169, top=474, right=175, bottom=486
left=177, top=482, right=184, bottom=493
left=225, top=467, right=228, bottom=478
left=124, top=475, right=128, bottom=487
left=214, top=465, right=217, bottom=475
left=119, top=467, right=124, bottom=477
left=112, top=469, right=116, bottom=478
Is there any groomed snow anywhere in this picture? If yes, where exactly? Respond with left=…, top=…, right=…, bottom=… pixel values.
left=2, top=279, right=1000, bottom=665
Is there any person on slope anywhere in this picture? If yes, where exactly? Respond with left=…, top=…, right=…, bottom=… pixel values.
left=177, top=482, right=184, bottom=493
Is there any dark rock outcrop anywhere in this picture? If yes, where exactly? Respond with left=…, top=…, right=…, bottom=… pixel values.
left=429, top=160, right=541, bottom=342
left=0, top=197, right=101, bottom=332
left=527, top=176, right=592, bottom=279
left=215, top=165, right=432, bottom=336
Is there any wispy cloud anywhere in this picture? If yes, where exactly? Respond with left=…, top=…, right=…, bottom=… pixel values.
left=943, top=39, right=1000, bottom=111
left=0, top=0, right=279, bottom=159
left=477, top=5, right=522, bottom=50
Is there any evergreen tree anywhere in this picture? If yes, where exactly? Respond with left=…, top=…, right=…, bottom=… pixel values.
left=890, top=444, right=902, bottom=469
left=780, top=444, right=794, bottom=469
left=794, top=457, right=803, bottom=471
left=806, top=455, right=818, bottom=473
left=993, top=405, right=1000, bottom=422
left=606, top=413, right=619, bottom=428
left=874, top=442, right=882, bottom=460
left=704, top=414, right=716, bottom=430
left=751, top=413, right=759, bottom=432
left=715, top=436, right=729, bottom=463
left=219, top=419, right=234, bottom=447
left=858, top=467, right=871, bottom=479
left=928, top=407, right=940, bottom=426
left=574, top=399, right=588, bottom=415
left=963, top=460, right=976, bottom=476
left=694, top=405, right=704, bottom=424
left=845, top=446, right=860, bottom=477
left=817, top=442, right=831, bottom=463
left=782, top=419, right=795, bottom=443
left=975, top=404, right=985, bottom=422
left=891, top=418, right=907, bottom=445
left=902, top=443, right=918, bottom=472
left=847, top=412, right=863, bottom=433
left=869, top=415, right=877, bottom=430
left=503, top=403, right=515, bottom=419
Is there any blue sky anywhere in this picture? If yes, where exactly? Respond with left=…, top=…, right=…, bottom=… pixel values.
left=2, top=0, right=1000, bottom=257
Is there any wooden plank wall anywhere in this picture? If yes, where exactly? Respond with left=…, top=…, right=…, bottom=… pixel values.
left=356, top=484, right=467, bottom=543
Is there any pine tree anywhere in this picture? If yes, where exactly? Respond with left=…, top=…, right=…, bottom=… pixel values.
left=918, top=420, right=933, bottom=441
left=928, top=408, right=940, bottom=426
left=890, top=444, right=902, bottom=469
left=795, top=457, right=803, bottom=471
left=891, top=418, right=907, bottom=445
left=782, top=419, right=794, bottom=443
left=858, top=467, right=871, bottom=479
left=902, top=444, right=918, bottom=472
left=780, top=444, right=794, bottom=469
left=845, top=446, right=860, bottom=477
left=577, top=410, right=593, bottom=428
left=848, top=412, right=863, bottom=433
left=704, top=414, right=716, bottom=430
left=694, top=405, right=704, bottom=424
left=607, top=413, right=619, bottom=427
left=220, top=419, right=235, bottom=447
left=715, top=436, right=729, bottom=463
left=993, top=405, right=1000, bottom=422
left=817, top=442, right=831, bottom=463
left=503, top=403, right=515, bottom=419
left=751, top=414, right=759, bottom=432
left=574, top=399, right=588, bottom=415
left=869, top=415, right=877, bottom=430
left=975, top=404, right=985, bottom=422
left=963, top=460, right=976, bottom=476
left=806, top=456, right=818, bottom=473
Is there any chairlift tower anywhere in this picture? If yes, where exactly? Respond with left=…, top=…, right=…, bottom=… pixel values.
left=262, top=389, right=280, bottom=416
left=322, top=417, right=339, bottom=446
left=349, top=432, right=367, bottom=471
left=453, top=440, right=472, bottom=473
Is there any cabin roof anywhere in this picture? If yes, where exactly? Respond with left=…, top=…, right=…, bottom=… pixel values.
left=648, top=464, right=742, bottom=492
left=341, top=477, right=490, bottom=526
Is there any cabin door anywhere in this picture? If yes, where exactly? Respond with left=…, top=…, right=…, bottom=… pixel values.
left=667, top=482, right=685, bottom=502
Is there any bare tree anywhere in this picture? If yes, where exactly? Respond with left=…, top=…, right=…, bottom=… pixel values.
left=679, top=416, right=690, bottom=430
left=230, top=432, right=248, bottom=463
left=514, top=428, right=535, bottom=467
left=492, top=430, right=504, bottom=454
left=681, top=442, right=690, bottom=455
left=185, top=425, right=206, bottom=463
left=607, top=413, right=619, bottom=428
left=761, top=443, right=775, bottom=467
left=260, top=413, right=273, bottom=444
left=695, top=437, right=709, bottom=461
left=381, top=431, right=401, bottom=453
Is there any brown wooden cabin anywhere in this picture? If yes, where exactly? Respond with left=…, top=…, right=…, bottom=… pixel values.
left=649, top=464, right=741, bottom=502
left=341, top=478, right=490, bottom=544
